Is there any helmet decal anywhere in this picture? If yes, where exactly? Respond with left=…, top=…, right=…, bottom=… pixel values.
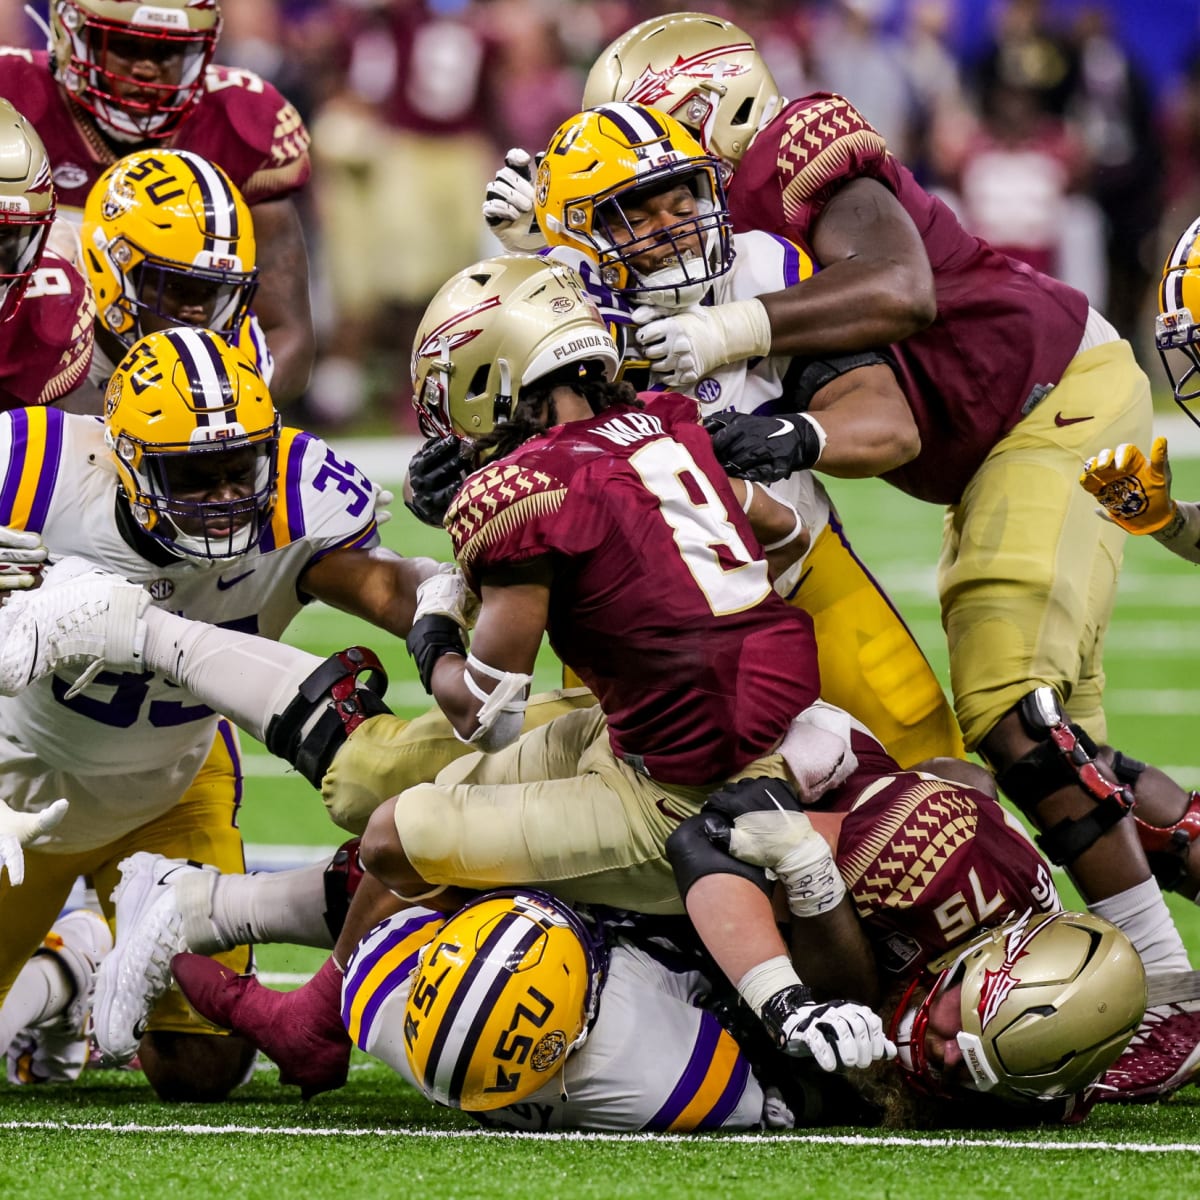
left=622, top=44, right=755, bottom=109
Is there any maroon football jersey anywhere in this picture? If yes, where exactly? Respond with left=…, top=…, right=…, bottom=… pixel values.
left=0, top=50, right=311, bottom=212
left=833, top=771, right=1058, bottom=979
left=0, top=251, right=94, bottom=410
left=729, top=93, right=1091, bottom=506
left=444, top=392, right=821, bottom=784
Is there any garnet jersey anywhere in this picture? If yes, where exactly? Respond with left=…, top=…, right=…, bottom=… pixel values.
left=0, top=50, right=311, bottom=216
left=0, top=252, right=93, bottom=410
left=729, top=92, right=1091, bottom=505
left=0, top=409, right=378, bottom=852
left=444, top=391, right=820, bottom=784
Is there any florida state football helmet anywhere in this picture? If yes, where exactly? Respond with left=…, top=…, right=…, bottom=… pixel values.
left=583, top=12, right=781, bottom=173
left=0, top=100, right=55, bottom=324
left=49, top=0, right=221, bottom=141
left=536, top=103, right=733, bottom=308
left=403, top=890, right=606, bottom=1111
left=891, top=910, right=1146, bottom=1106
left=1157, top=214, right=1200, bottom=428
left=411, top=255, right=620, bottom=441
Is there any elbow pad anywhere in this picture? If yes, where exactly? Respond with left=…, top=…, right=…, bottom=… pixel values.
left=460, top=653, right=532, bottom=752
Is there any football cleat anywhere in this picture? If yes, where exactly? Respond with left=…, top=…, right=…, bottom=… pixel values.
left=171, top=953, right=351, bottom=1099
left=1097, top=1001, right=1200, bottom=1101
left=0, top=556, right=149, bottom=697
left=7, top=909, right=113, bottom=1085
left=92, top=853, right=215, bottom=1065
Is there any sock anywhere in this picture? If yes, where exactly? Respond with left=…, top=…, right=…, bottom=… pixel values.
left=0, top=956, right=73, bottom=1052
left=141, top=607, right=323, bottom=742
left=180, top=859, right=337, bottom=955
left=1090, top=877, right=1192, bottom=975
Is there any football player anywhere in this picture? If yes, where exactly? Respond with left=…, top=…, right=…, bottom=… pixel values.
left=567, top=12, right=1200, bottom=1096
left=0, top=0, right=314, bottom=402
left=0, top=325, right=444, bottom=1100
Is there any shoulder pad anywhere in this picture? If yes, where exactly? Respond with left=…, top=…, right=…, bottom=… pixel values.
left=0, top=50, right=54, bottom=124
left=446, top=461, right=567, bottom=570
left=776, top=93, right=888, bottom=212
left=783, top=348, right=895, bottom=411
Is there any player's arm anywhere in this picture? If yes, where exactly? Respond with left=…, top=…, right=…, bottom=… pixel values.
left=251, top=197, right=315, bottom=405
left=727, top=477, right=809, bottom=581
left=418, top=558, right=550, bottom=751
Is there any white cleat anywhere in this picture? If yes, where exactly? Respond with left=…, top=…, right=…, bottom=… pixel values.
left=92, top=852, right=216, bottom=1065
left=7, top=908, right=114, bottom=1085
left=0, top=556, right=150, bottom=697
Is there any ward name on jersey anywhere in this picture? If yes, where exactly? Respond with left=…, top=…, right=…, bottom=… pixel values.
left=0, top=50, right=311, bottom=217
left=444, top=390, right=820, bottom=784
left=0, top=407, right=378, bottom=852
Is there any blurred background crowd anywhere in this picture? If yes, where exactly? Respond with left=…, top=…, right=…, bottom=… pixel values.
left=6, top=0, right=1199, bottom=433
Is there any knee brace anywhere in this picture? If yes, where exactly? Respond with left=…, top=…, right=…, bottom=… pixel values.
left=665, top=814, right=772, bottom=902
left=322, top=838, right=364, bottom=941
left=265, top=647, right=392, bottom=789
left=1109, top=752, right=1200, bottom=888
left=995, top=687, right=1133, bottom=866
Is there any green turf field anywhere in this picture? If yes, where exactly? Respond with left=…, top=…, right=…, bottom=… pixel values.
left=3, top=449, right=1199, bottom=1199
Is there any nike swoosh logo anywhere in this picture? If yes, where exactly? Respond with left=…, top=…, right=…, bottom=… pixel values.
left=216, top=569, right=255, bottom=591
left=1053, top=413, right=1095, bottom=427
left=767, top=418, right=794, bottom=440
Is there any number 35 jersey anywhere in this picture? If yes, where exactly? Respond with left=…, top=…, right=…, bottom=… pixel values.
left=0, top=407, right=379, bottom=853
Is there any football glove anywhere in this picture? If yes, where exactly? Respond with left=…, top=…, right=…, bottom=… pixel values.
left=0, top=797, right=68, bottom=886
left=372, top=485, right=395, bottom=527
left=632, top=298, right=772, bottom=388
left=0, top=526, right=47, bottom=591
left=1080, top=437, right=1176, bottom=534
left=412, top=563, right=479, bottom=632
left=482, top=148, right=546, bottom=253
left=705, top=410, right=826, bottom=482
left=760, top=984, right=895, bottom=1072
left=405, top=435, right=470, bottom=528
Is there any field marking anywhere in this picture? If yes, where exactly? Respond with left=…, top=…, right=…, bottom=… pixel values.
left=1, top=1119, right=1198, bottom=1153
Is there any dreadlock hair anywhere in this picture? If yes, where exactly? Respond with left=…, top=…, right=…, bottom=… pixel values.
left=472, top=361, right=640, bottom=464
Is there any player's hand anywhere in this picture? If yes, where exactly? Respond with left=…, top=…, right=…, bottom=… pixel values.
left=372, top=485, right=396, bottom=526
left=0, top=797, right=68, bottom=886
left=703, top=777, right=808, bottom=869
left=1080, top=437, right=1176, bottom=534
left=405, top=435, right=470, bottom=528
left=413, top=563, right=479, bottom=632
left=0, top=526, right=47, bottom=592
left=482, top=148, right=546, bottom=253
left=632, top=298, right=772, bottom=388
left=761, top=984, right=895, bottom=1072
left=704, top=411, right=824, bottom=482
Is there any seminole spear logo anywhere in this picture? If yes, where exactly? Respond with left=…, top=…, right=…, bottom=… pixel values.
left=976, top=909, right=1047, bottom=1029
left=622, top=45, right=754, bottom=107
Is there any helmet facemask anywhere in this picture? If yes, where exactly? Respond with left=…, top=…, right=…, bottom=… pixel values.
left=118, top=253, right=259, bottom=347
left=1155, top=308, right=1200, bottom=428
left=0, top=210, right=53, bottom=323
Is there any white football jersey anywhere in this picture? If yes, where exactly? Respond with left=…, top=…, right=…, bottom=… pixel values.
left=343, top=910, right=767, bottom=1132
left=0, top=407, right=379, bottom=852
left=547, top=233, right=830, bottom=574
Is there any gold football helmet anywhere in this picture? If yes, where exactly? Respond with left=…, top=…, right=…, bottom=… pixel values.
left=0, top=100, right=55, bottom=324
left=536, top=103, right=733, bottom=308
left=104, top=327, right=279, bottom=560
left=49, top=0, right=221, bottom=141
left=403, top=891, right=605, bottom=1111
left=83, top=149, right=258, bottom=353
left=411, top=254, right=620, bottom=441
left=892, top=910, right=1146, bottom=1106
left=1157, top=214, right=1200, bottom=427
left=583, top=12, right=780, bottom=172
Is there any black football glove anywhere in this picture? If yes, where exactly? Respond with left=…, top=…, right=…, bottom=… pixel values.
left=704, top=411, right=823, bottom=482
left=405, top=435, right=470, bottom=527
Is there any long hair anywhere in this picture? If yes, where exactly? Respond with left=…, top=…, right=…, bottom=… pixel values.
left=472, top=363, right=640, bottom=464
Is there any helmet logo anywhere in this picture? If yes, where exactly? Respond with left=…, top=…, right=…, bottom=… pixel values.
left=622, top=45, right=754, bottom=108
left=414, top=295, right=502, bottom=362
left=977, top=910, right=1041, bottom=1030
left=530, top=1029, right=567, bottom=1072
left=550, top=297, right=575, bottom=314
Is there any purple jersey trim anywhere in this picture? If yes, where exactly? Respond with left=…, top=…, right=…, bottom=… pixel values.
left=647, top=1011, right=750, bottom=1130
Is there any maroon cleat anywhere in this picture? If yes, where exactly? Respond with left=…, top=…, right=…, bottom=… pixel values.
left=171, top=953, right=351, bottom=1099
left=1096, top=1002, right=1200, bottom=1103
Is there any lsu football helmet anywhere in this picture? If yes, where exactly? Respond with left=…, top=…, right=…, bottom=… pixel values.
left=583, top=12, right=781, bottom=173
left=83, top=149, right=258, bottom=353
left=403, top=891, right=606, bottom=1111
left=1156, top=214, right=1200, bottom=428
left=0, top=100, right=55, bottom=324
left=104, top=326, right=279, bottom=559
left=892, top=910, right=1146, bottom=1106
left=411, top=254, right=620, bottom=441
left=536, top=103, right=733, bottom=308
left=49, top=0, right=221, bottom=141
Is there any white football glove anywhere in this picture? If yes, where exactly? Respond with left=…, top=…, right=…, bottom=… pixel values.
left=762, top=984, right=895, bottom=1072
left=633, top=299, right=773, bottom=388
left=413, top=563, right=479, bottom=632
left=0, top=797, right=68, bottom=886
left=372, top=484, right=395, bottom=526
left=0, top=526, right=47, bottom=592
left=482, top=148, right=546, bottom=253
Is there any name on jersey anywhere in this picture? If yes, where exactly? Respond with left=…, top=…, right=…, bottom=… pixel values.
left=592, top=412, right=665, bottom=447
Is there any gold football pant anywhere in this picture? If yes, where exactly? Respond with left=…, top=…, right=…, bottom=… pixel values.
left=0, top=720, right=251, bottom=1035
